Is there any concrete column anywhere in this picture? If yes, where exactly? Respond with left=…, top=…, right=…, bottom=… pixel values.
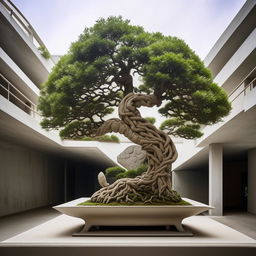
left=248, top=149, right=256, bottom=214
left=209, top=144, right=223, bottom=216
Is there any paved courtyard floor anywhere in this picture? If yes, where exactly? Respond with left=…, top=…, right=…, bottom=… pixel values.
left=0, top=207, right=255, bottom=256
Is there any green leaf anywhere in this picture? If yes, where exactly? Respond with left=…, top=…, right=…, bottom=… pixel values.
left=38, top=16, right=231, bottom=140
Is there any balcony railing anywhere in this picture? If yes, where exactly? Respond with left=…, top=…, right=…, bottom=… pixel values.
left=0, top=0, right=50, bottom=55
left=0, top=73, right=41, bottom=121
left=228, top=66, right=256, bottom=103
left=192, top=66, right=256, bottom=146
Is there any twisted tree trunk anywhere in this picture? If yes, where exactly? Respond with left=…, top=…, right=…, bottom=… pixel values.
left=91, top=93, right=181, bottom=204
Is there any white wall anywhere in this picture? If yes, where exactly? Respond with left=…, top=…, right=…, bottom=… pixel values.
left=214, top=28, right=256, bottom=92
left=0, top=140, right=64, bottom=217
left=0, top=47, right=40, bottom=101
left=248, top=148, right=256, bottom=214
left=173, top=168, right=208, bottom=204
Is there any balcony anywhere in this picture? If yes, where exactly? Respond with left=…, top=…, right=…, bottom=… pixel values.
left=0, top=72, right=41, bottom=121
left=213, top=28, right=256, bottom=94
left=204, top=0, right=256, bottom=77
left=173, top=67, right=256, bottom=171
left=0, top=0, right=54, bottom=87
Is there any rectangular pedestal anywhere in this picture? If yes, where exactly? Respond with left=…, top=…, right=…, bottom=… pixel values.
left=1, top=215, right=255, bottom=256
left=72, top=225, right=193, bottom=237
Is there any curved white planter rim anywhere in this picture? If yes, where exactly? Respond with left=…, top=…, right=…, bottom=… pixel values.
left=54, top=197, right=213, bottom=236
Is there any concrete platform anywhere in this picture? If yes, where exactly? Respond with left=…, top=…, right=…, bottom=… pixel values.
left=0, top=215, right=256, bottom=256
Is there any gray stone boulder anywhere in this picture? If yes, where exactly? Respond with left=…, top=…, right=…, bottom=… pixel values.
left=117, top=145, right=146, bottom=170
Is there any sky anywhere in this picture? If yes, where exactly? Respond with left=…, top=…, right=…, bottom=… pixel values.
left=12, top=0, right=246, bottom=60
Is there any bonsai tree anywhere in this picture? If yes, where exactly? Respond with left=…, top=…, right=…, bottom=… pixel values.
left=38, top=16, right=231, bottom=204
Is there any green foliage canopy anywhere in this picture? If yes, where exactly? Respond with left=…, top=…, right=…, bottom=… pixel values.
left=38, top=16, right=231, bottom=139
left=72, top=134, right=120, bottom=143
left=145, top=117, right=156, bottom=125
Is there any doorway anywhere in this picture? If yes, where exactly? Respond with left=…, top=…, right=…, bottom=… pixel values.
left=223, top=159, right=248, bottom=212
left=65, top=160, right=105, bottom=202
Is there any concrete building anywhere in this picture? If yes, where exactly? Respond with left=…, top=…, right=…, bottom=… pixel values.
left=173, top=0, right=256, bottom=216
left=0, top=1, right=256, bottom=255
left=0, top=0, right=255, bottom=220
left=0, top=0, right=124, bottom=217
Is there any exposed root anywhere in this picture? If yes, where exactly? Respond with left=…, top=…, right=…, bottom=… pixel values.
left=91, top=175, right=181, bottom=204
left=91, top=93, right=181, bottom=204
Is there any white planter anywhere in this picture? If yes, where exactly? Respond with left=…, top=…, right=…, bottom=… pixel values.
left=54, top=197, right=213, bottom=236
